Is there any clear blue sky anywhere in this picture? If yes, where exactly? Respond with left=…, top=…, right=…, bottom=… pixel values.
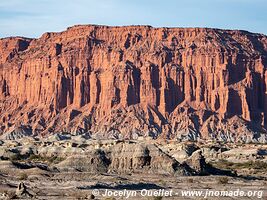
left=0, top=0, right=266, bottom=38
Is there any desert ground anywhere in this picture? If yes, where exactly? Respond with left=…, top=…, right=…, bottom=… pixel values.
left=0, top=133, right=266, bottom=199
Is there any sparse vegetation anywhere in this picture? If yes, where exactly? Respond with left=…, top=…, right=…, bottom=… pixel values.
left=9, top=154, right=64, bottom=164
left=74, top=193, right=88, bottom=200
left=187, top=178, right=194, bottom=183
left=18, top=173, right=28, bottom=180
left=0, top=190, right=16, bottom=199
left=9, top=154, right=21, bottom=161
left=217, top=177, right=229, bottom=184
left=153, top=197, right=163, bottom=200
left=210, top=160, right=267, bottom=172
left=28, top=154, right=64, bottom=164
left=159, top=180, right=167, bottom=186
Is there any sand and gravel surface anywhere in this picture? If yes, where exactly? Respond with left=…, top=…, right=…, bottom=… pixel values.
left=0, top=136, right=266, bottom=199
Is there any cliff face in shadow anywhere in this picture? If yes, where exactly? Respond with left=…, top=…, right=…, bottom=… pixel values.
left=0, top=25, right=267, bottom=142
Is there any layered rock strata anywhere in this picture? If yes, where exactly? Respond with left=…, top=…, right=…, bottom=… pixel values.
left=0, top=25, right=267, bottom=142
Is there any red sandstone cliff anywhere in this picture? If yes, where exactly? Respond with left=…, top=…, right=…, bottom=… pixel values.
left=0, top=25, right=267, bottom=142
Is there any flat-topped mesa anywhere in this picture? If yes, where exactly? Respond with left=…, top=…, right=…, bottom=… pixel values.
left=0, top=25, right=267, bottom=142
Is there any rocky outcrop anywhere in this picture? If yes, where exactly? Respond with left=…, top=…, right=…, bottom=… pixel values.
left=1, top=137, right=264, bottom=177
left=108, top=142, right=190, bottom=175
left=0, top=25, right=267, bottom=142
left=184, top=150, right=208, bottom=175
left=15, top=182, right=33, bottom=199
left=0, top=125, right=32, bottom=140
left=56, top=150, right=110, bottom=173
left=55, top=141, right=191, bottom=175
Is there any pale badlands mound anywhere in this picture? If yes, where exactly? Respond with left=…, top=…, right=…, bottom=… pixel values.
left=0, top=138, right=266, bottom=199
